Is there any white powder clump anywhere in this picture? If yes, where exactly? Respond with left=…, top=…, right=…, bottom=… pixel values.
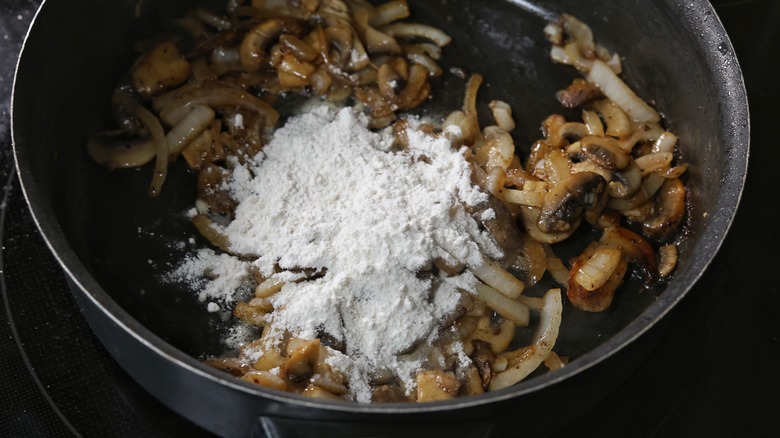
left=169, top=248, right=251, bottom=305
left=180, top=103, right=502, bottom=402
left=480, top=208, right=496, bottom=221
left=206, top=302, right=220, bottom=313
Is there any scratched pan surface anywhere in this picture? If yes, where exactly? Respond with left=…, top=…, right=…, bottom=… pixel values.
left=12, top=0, right=748, bottom=436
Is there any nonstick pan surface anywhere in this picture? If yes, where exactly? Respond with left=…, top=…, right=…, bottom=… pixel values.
left=12, top=0, right=748, bottom=436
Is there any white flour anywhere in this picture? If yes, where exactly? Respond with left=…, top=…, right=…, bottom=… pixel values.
left=172, top=103, right=502, bottom=402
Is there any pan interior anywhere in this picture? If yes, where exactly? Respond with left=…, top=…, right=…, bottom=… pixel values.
left=12, top=0, right=747, bottom=404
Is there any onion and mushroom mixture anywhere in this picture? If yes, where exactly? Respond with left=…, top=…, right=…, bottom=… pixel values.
left=88, top=1, right=687, bottom=403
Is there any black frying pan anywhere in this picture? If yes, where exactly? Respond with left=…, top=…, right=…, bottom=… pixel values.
left=11, top=0, right=748, bottom=436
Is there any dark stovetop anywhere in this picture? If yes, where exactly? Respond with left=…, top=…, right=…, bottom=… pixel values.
left=2, top=1, right=778, bottom=437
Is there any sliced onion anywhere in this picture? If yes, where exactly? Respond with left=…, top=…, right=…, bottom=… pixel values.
left=543, top=246, right=569, bottom=286
left=381, top=23, right=452, bottom=47
left=473, top=282, right=529, bottom=326
left=370, top=0, right=411, bottom=27
left=608, top=172, right=665, bottom=210
left=158, top=85, right=279, bottom=128
left=572, top=160, right=613, bottom=184
left=658, top=244, right=679, bottom=278
left=652, top=131, right=678, bottom=154
left=587, top=60, right=660, bottom=124
left=481, top=126, right=515, bottom=171
left=167, top=104, right=216, bottom=155
left=489, top=100, right=516, bottom=132
left=543, top=22, right=563, bottom=45
left=489, top=288, right=562, bottom=390
left=504, top=188, right=544, bottom=208
left=574, top=247, right=622, bottom=291
left=133, top=105, right=168, bottom=197
left=561, top=14, right=595, bottom=57
left=470, top=256, right=525, bottom=299
left=407, top=52, right=442, bottom=77
left=635, top=152, right=674, bottom=176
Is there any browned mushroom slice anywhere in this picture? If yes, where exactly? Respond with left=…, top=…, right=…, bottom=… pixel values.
left=283, top=338, right=321, bottom=382
left=460, top=365, right=486, bottom=396
left=132, top=41, right=192, bottom=100
left=538, top=171, right=605, bottom=233
left=556, top=78, right=603, bottom=108
left=87, top=130, right=154, bottom=169
left=253, top=350, right=285, bottom=372
left=608, top=161, right=642, bottom=198
left=642, top=177, right=686, bottom=238
left=556, top=122, right=590, bottom=143
left=415, top=370, right=461, bottom=402
left=599, top=226, right=658, bottom=282
left=580, top=135, right=630, bottom=170
left=468, top=164, right=547, bottom=285
left=198, top=163, right=237, bottom=217
left=519, top=205, right=580, bottom=244
left=471, top=340, right=495, bottom=389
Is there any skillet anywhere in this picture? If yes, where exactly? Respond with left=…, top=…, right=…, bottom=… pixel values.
left=12, top=0, right=748, bottom=436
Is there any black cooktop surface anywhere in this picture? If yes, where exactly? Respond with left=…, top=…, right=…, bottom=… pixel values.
left=2, top=0, right=778, bottom=437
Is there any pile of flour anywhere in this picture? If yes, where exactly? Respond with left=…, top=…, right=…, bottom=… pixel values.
left=171, top=103, right=501, bottom=402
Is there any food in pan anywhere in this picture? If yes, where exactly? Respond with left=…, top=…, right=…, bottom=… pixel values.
left=88, top=1, right=687, bottom=403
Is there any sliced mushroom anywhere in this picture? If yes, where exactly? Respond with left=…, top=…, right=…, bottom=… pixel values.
left=198, top=163, right=237, bottom=217
left=599, top=226, right=658, bottom=282
left=87, top=130, right=154, bottom=169
left=284, top=338, right=321, bottom=382
left=557, top=122, right=590, bottom=142
left=556, top=78, right=602, bottom=108
left=608, top=161, right=641, bottom=198
left=111, top=84, right=143, bottom=134
left=538, top=171, right=605, bottom=233
left=469, top=164, right=546, bottom=284
left=642, top=177, right=686, bottom=238
left=318, top=14, right=354, bottom=69
left=580, top=135, right=630, bottom=170
left=520, top=205, right=580, bottom=244
left=471, top=340, right=495, bottom=389
left=415, top=370, right=461, bottom=402
left=132, top=41, right=192, bottom=100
